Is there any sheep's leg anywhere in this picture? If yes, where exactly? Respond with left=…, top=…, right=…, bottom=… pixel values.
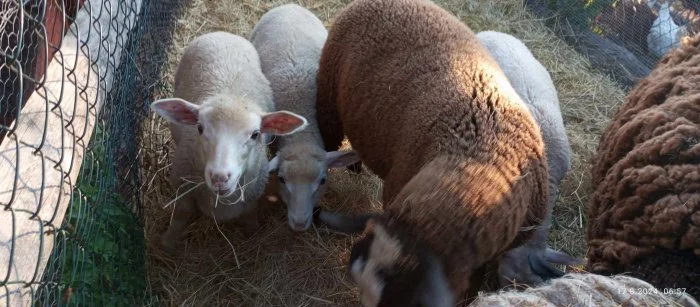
left=498, top=184, right=581, bottom=286
left=498, top=229, right=549, bottom=287
left=498, top=181, right=554, bottom=286
left=161, top=200, right=200, bottom=253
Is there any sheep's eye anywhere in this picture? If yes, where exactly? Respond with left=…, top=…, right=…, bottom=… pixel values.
left=278, top=176, right=285, bottom=184
left=319, top=177, right=327, bottom=185
left=251, top=130, right=260, bottom=140
left=197, top=124, right=203, bottom=134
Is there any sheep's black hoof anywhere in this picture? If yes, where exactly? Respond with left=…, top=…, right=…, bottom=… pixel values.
left=528, top=253, right=566, bottom=281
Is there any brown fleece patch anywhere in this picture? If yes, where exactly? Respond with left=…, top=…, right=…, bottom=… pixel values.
left=587, top=34, right=700, bottom=298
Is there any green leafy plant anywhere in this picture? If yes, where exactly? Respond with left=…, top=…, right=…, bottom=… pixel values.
left=54, top=125, right=148, bottom=306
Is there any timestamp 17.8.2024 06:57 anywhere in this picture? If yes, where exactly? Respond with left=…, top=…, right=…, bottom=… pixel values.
left=618, top=287, right=687, bottom=295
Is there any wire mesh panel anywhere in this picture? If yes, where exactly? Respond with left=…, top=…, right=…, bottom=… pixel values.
left=596, top=0, right=698, bottom=63
left=0, top=0, right=173, bottom=305
left=544, top=0, right=698, bottom=67
left=520, top=0, right=700, bottom=91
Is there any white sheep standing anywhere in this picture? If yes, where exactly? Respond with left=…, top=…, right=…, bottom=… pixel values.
left=250, top=4, right=360, bottom=231
left=150, top=31, right=308, bottom=251
left=647, top=0, right=688, bottom=58
left=476, top=30, right=582, bottom=287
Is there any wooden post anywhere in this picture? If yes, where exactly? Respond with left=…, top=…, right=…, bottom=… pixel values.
left=0, top=0, right=86, bottom=143
left=33, top=0, right=87, bottom=84
left=0, top=0, right=142, bottom=305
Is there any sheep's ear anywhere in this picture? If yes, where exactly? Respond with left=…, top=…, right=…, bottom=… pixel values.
left=150, top=98, right=199, bottom=125
left=326, top=150, right=361, bottom=169
left=261, top=111, right=308, bottom=135
left=267, top=155, right=280, bottom=173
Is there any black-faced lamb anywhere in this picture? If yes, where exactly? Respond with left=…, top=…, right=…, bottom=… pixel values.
left=587, top=33, right=700, bottom=298
left=250, top=4, right=360, bottom=232
left=475, top=30, right=582, bottom=287
left=150, top=31, right=308, bottom=251
left=314, top=0, right=549, bottom=305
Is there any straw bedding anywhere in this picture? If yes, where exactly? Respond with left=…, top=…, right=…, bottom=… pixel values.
left=140, top=0, right=627, bottom=305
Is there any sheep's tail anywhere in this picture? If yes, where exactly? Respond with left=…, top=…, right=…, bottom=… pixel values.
left=529, top=248, right=583, bottom=280
left=312, top=208, right=378, bottom=234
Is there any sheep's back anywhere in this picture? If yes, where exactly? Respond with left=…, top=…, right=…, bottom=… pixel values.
left=174, top=32, right=272, bottom=111
left=251, top=4, right=327, bottom=79
left=320, top=0, right=539, bottom=189
left=251, top=5, right=328, bottom=151
left=591, top=35, right=700, bottom=183
left=476, top=31, right=571, bottom=184
left=587, top=35, right=700, bottom=298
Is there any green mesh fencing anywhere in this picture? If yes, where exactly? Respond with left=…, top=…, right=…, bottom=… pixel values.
left=1, top=0, right=186, bottom=305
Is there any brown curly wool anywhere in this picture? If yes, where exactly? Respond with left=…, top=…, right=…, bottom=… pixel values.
left=470, top=273, right=699, bottom=307
left=587, top=34, right=700, bottom=298
left=316, top=0, right=548, bottom=299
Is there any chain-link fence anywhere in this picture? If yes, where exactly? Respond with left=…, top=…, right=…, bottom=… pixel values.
left=525, top=0, right=698, bottom=88
left=594, top=0, right=698, bottom=63
left=0, top=0, right=185, bottom=305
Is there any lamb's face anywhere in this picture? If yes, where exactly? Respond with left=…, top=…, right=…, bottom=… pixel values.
left=150, top=96, right=308, bottom=197
left=268, top=150, right=360, bottom=231
left=197, top=102, right=263, bottom=197
left=272, top=154, right=327, bottom=231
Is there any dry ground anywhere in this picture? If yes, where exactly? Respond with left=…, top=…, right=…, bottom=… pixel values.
left=139, top=0, right=627, bottom=305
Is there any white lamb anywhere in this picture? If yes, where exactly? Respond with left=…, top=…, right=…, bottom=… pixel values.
left=251, top=4, right=360, bottom=231
left=150, top=31, right=308, bottom=250
left=476, top=30, right=582, bottom=287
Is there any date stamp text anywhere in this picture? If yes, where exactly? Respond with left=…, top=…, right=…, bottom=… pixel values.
left=617, top=287, right=687, bottom=295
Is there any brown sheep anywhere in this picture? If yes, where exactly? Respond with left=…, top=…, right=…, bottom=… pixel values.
left=315, top=0, right=549, bottom=305
left=587, top=33, right=700, bottom=298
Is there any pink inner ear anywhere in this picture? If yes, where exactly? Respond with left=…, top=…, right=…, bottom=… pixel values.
left=262, top=113, right=304, bottom=134
left=162, top=100, right=197, bottom=124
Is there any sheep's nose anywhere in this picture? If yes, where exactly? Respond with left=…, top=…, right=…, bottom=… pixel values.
left=292, top=222, right=308, bottom=231
left=210, top=172, right=231, bottom=187
left=290, top=217, right=310, bottom=231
